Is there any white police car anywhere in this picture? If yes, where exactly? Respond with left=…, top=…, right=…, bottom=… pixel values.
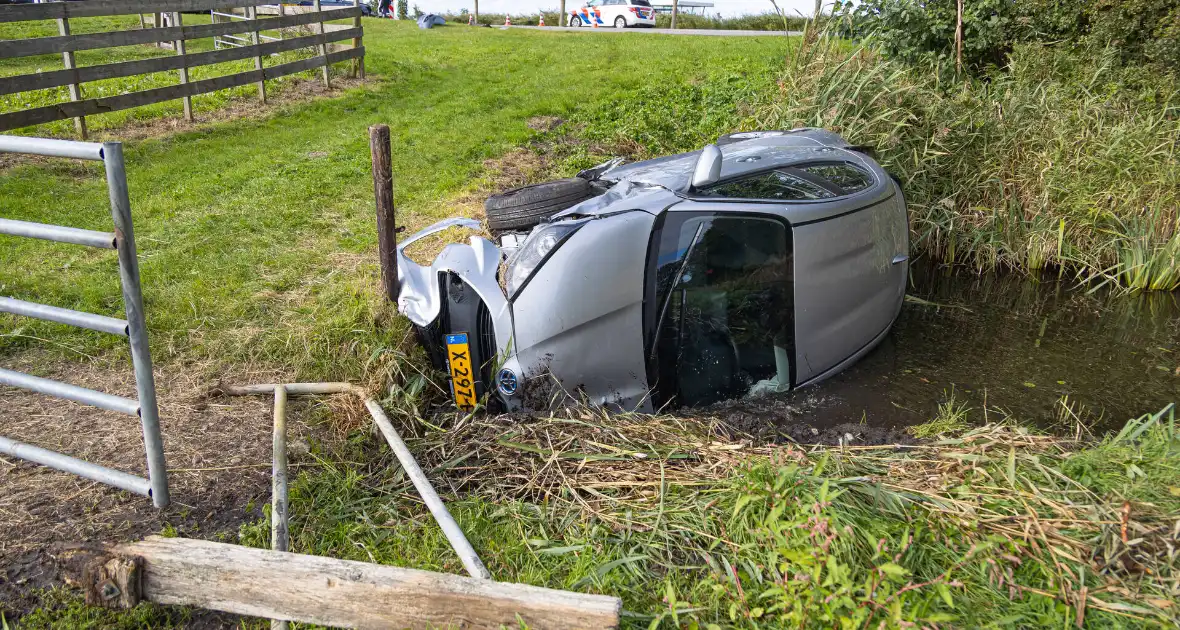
left=568, top=0, right=657, bottom=28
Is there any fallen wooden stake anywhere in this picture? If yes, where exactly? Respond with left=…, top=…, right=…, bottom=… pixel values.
left=59, top=536, right=621, bottom=629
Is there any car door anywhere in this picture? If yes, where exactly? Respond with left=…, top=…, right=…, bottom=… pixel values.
left=581, top=0, right=603, bottom=25
left=672, top=158, right=908, bottom=387
left=602, top=0, right=623, bottom=23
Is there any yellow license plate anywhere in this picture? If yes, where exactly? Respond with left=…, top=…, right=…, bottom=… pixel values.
left=445, top=332, right=477, bottom=410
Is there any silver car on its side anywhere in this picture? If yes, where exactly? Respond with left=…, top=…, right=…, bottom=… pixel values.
left=395, top=129, right=909, bottom=412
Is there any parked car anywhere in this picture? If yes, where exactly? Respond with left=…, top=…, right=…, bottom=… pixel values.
left=395, top=129, right=909, bottom=412
left=568, top=0, right=656, bottom=28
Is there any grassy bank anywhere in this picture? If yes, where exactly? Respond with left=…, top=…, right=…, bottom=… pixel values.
left=0, top=21, right=783, bottom=375
left=3, top=16, right=1179, bottom=630
left=19, top=400, right=1177, bottom=628
left=252, top=403, right=1180, bottom=628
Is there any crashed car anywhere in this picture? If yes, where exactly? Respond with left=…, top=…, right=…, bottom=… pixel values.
left=396, top=129, right=909, bottom=412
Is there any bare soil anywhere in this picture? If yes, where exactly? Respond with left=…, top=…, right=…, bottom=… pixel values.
left=0, top=353, right=335, bottom=618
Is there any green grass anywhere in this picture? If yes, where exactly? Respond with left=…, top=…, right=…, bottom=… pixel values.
left=4, top=17, right=1180, bottom=630
left=908, top=388, right=971, bottom=438
left=237, top=404, right=1176, bottom=628
left=0, top=20, right=785, bottom=377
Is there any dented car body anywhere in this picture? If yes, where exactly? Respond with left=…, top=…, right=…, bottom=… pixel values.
left=396, top=129, right=909, bottom=412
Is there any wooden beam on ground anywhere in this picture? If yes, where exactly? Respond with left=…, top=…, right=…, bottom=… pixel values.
left=58, top=537, right=622, bottom=629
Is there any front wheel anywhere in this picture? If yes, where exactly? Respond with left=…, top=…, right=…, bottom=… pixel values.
left=570, top=15, right=582, bottom=27
left=614, top=16, right=626, bottom=28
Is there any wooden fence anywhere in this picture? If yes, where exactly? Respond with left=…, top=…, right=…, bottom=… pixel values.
left=0, top=0, right=365, bottom=138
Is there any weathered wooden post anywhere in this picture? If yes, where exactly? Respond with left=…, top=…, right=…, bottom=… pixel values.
left=247, top=6, right=267, bottom=104
left=171, top=11, right=193, bottom=122
left=370, top=124, right=398, bottom=303
left=313, top=0, right=331, bottom=88
left=670, top=0, right=679, bottom=29
left=55, top=15, right=87, bottom=139
left=352, top=0, right=364, bottom=78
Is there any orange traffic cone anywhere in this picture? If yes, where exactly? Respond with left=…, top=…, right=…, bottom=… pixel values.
left=591, top=10, right=599, bottom=27
left=539, top=14, right=545, bottom=26
left=505, top=15, right=511, bottom=26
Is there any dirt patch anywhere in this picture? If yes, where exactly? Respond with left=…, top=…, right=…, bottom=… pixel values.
left=697, top=393, right=918, bottom=446
left=0, top=353, right=343, bottom=618
left=526, top=116, right=564, bottom=132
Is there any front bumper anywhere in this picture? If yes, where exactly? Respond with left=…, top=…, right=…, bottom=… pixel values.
left=395, top=218, right=516, bottom=401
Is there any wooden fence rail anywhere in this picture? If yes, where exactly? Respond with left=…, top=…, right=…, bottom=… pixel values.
left=0, top=1, right=364, bottom=137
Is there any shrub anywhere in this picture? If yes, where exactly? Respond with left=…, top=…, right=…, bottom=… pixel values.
left=835, top=0, right=1016, bottom=71
left=836, top=0, right=1180, bottom=75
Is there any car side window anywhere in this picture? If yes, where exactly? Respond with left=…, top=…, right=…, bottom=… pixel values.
left=698, top=162, right=875, bottom=201
left=797, top=163, right=874, bottom=194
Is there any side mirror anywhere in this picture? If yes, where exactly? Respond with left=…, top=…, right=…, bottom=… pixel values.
left=690, top=144, right=722, bottom=190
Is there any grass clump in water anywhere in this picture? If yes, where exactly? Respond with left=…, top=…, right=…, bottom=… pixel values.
left=908, top=387, right=971, bottom=438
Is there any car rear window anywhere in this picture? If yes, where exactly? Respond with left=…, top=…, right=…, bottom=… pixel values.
left=698, top=162, right=875, bottom=201
left=631, top=0, right=652, bottom=5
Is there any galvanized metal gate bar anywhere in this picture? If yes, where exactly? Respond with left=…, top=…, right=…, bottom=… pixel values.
left=0, top=135, right=169, bottom=507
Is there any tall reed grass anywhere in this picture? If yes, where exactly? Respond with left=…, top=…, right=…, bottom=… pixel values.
left=757, top=36, right=1180, bottom=291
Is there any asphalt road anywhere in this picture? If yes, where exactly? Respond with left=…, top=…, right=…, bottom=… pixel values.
left=505, top=25, right=801, bottom=36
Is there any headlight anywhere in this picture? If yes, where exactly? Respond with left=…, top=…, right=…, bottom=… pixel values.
left=505, top=220, right=586, bottom=297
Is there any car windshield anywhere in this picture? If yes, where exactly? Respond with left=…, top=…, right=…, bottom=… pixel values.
left=646, top=214, right=793, bottom=407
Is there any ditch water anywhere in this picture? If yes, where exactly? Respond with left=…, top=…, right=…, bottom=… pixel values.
left=711, top=263, right=1180, bottom=441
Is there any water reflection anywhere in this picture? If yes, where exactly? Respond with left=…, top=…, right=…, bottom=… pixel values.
left=731, top=264, right=1179, bottom=434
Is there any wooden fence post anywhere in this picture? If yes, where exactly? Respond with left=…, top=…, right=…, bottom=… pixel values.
left=55, top=16, right=87, bottom=139
left=369, top=124, right=398, bottom=303
left=247, top=5, right=267, bottom=103
left=171, top=11, right=193, bottom=122
left=670, top=0, right=679, bottom=29
left=352, top=0, right=363, bottom=78
left=313, top=0, right=330, bottom=89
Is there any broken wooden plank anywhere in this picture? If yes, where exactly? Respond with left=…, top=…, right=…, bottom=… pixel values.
left=60, top=536, right=622, bottom=629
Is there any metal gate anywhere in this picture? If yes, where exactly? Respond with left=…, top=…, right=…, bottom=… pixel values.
left=0, top=135, right=169, bottom=508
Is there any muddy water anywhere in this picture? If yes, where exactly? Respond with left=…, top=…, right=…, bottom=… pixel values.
left=711, top=264, right=1180, bottom=439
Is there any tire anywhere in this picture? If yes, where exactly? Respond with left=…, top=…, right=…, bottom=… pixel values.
left=485, top=178, right=592, bottom=232
left=570, top=15, right=583, bottom=27
left=614, top=16, right=626, bottom=28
